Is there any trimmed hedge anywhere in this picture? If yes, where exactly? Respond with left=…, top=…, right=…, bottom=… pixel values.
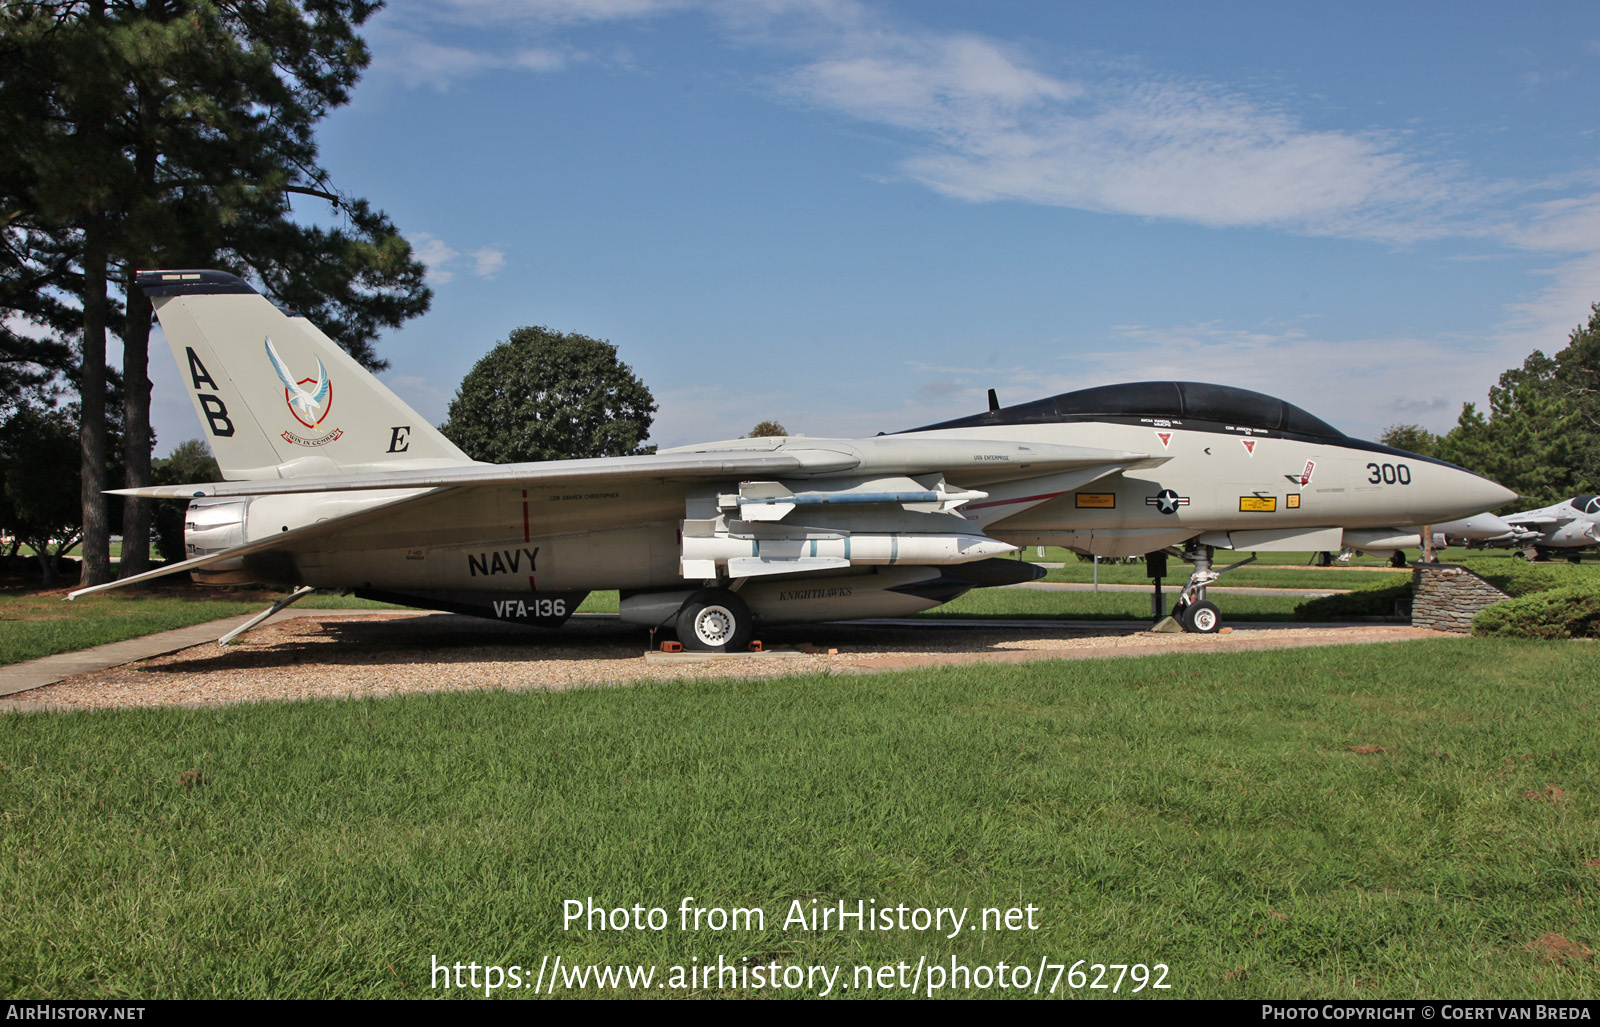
left=1471, top=584, right=1600, bottom=639
left=1295, top=583, right=1413, bottom=620
left=1454, top=559, right=1596, bottom=598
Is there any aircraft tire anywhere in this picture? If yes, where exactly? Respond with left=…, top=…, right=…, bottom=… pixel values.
left=1181, top=600, right=1221, bottom=634
left=677, top=589, right=754, bottom=652
left=1388, top=551, right=1407, bottom=568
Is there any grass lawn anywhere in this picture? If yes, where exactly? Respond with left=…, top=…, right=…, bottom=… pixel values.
left=922, top=587, right=1303, bottom=620
left=0, top=589, right=402, bottom=667
left=1, top=638, right=1596, bottom=998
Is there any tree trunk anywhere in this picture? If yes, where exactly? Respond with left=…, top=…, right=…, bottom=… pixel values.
left=78, top=224, right=111, bottom=586
left=120, top=268, right=153, bottom=579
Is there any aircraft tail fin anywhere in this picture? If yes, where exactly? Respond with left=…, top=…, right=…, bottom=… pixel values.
left=140, top=269, right=472, bottom=480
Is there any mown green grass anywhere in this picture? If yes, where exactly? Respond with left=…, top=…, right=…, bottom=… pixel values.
left=1040, top=561, right=1407, bottom=590
left=1039, top=548, right=1600, bottom=589
left=0, top=593, right=265, bottom=666
left=924, top=587, right=1303, bottom=620
left=1028, top=547, right=1410, bottom=568
left=3, top=638, right=1596, bottom=999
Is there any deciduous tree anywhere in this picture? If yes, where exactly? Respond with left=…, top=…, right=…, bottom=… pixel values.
left=442, top=326, right=657, bottom=463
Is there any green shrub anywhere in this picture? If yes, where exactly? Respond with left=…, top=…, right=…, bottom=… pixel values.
left=1471, top=584, right=1600, bottom=639
left=1295, top=582, right=1413, bottom=620
left=1455, top=559, right=1586, bottom=598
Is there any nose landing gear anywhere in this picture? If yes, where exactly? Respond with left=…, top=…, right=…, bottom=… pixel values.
left=1164, top=543, right=1255, bottom=634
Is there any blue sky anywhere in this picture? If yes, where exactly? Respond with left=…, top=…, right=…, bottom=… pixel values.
left=144, top=1, right=1600, bottom=454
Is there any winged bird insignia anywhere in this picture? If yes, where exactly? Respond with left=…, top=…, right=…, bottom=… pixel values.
left=264, top=336, right=331, bottom=427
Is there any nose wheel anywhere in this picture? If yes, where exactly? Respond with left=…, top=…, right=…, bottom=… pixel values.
left=1174, top=599, right=1221, bottom=634
left=1166, top=544, right=1251, bottom=633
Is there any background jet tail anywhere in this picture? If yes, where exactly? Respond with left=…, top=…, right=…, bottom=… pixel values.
left=139, top=269, right=472, bottom=480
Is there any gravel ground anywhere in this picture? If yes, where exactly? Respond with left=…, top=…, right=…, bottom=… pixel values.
left=10, top=612, right=1447, bottom=710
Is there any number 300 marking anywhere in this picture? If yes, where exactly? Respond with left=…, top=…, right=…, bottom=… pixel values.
left=1367, top=462, right=1411, bottom=485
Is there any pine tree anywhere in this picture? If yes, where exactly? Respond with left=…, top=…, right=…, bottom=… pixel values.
left=0, top=1, right=429, bottom=585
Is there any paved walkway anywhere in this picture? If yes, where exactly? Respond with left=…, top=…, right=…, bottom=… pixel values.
left=0, top=609, right=421, bottom=699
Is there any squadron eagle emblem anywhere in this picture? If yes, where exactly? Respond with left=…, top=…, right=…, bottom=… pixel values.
left=265, top=336, right=341, bottom=446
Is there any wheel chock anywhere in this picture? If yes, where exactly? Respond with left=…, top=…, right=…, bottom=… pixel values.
left=660, top=641, right=684, bottom=653
left=748, top=640, right=763, bottom=652
left=1149, top=616, right=1183, bottom=633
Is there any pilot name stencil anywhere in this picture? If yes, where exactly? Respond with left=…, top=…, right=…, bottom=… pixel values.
left=468, top=547, right=540, bottom=577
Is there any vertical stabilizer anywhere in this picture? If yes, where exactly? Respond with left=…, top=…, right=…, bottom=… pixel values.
left=140, top=269, right=471, bottom=480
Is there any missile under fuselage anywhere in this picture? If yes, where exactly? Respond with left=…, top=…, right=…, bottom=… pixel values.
left=679, top=531, right=1017, bottom=573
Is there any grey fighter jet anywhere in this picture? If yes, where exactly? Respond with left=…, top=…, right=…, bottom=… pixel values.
left=1501, top=496, right=1600, bottom=562
left=72, top=270, right=1516, bottom=643
left=1317, top=512, right=1524, bottom=567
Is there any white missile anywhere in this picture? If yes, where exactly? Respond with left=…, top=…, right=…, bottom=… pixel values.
left=681, top=531, right=1017, bottom=579
left=734, top=478, right=988, bottom=522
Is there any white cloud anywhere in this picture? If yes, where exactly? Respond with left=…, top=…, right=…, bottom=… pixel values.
left=514, top=47, right=569, bottom=72
left=472, top=247, right=508, bottom=278
left=1495, top=250, right=1600, bottom=357
left=409, top=233, right=507, bottom=283
left=784, top=29, right=1476, bottom=242
left=421, top=0, right=689, bottom=26
left=1495, top=190, right=1600, bottom=254
left=368, top=21, right=586, bottom=89
left=409, top=233, right=461, bottom=283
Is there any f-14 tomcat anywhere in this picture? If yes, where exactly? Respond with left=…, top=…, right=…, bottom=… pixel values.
left=72, top=269, right=1516, bottom=647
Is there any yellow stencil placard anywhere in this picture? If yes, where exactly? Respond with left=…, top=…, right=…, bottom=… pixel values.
left=1239, top=496, right=1278, bottom=512
left=1075, top=493, right=1116, bottom=509
left=1286, top=494, right=1301, bottom=509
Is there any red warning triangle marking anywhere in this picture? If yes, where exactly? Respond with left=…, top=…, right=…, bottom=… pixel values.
left=1156, top=432, right=1172, bottom=448
left=1241, top=439, right=1257, bottom=455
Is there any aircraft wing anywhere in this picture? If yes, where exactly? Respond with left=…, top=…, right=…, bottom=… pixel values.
left=1503, top=513, right=1563, bottom=529
left=111, top=438, right=1164, bottom=500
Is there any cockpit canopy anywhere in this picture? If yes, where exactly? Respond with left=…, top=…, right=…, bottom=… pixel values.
left=909, top=381, right=1346, bottom=439
left=1571, top=495, right=1600, bottom=515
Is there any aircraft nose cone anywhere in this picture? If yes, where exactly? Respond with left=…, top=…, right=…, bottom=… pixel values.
left=1457, top=472, right=1517, bottom=513
left=959, top=536, right=1019, bottom=560
left=1473, top=512, right=1516, bottom=536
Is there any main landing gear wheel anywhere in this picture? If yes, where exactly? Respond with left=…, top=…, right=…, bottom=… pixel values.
left=677, top=589, right=754, bottom=653
left=1180, top=599, right=1221, bottom=634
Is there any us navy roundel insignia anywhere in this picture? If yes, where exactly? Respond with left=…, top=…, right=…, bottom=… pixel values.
left=1146, top=489, right=1190, bottom=515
